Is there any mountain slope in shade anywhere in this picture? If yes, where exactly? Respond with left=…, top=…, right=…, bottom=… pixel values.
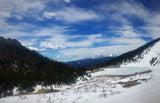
left=0, top=37, right=81, bottom=97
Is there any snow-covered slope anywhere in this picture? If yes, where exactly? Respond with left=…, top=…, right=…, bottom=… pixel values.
left=123, top=38, right=160, bottom=68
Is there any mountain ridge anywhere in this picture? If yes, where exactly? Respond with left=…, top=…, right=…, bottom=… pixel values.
left=82, top=37, right=160, bottom=70
left=0, top=37, right=82, bottom=97
left=108, top=37, right=160, bottom=66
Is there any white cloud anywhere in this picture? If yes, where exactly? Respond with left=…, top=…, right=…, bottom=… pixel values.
left=43, top=7, right=99, bottom=23
left=56, top=55, right=61, bottom=59
left=64, top=0, right=71, bottom=3
left=39, top=33, right=105, bottom=49
left=108, top=37, right=146, bottom=46
left=109, top=26, right=145, bottom=38
left=140, top=26, right=160, bottom=39
left=0, top=0, right=47, bottom=39
left=43, top=12, right=56, bottom=19
left=148, top=14, right=160, bottom=26
left=0, top=0, right=45, bottom=20
left=0, top=11, right=10, bottom=18
left=6, top=26, right=104, bottom=51
left=99, top=1, right=149, bottom=25
left=59, top=44, right=142, bottom=61
left=119, top=1, right=149, bottom=19
left=28, top=46, right=46, bottom=51
left=65, top=33, right=104, bottom=47
left=40, top=42, right=66, bottom=49
left=98, top=0, right=160, bottom=39
left=20, top=39, right=36, bottom=46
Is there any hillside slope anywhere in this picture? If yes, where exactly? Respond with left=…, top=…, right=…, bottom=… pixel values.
left=123, top=38, right=160, bottom=68
left=84, top=37, right=160, bottom=70
left=107, top=37, right=160, bottom=67
left=0, top=37, right=80, bottom=97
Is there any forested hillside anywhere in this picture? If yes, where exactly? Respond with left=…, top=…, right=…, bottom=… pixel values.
left=0, top=37, right=83, bottom=97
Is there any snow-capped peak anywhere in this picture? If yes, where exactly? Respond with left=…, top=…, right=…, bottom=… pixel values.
left=109, top=54, right=113, bottom=57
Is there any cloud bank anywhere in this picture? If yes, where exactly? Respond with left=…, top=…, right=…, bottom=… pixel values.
left=0, top=0, right=160, bottom=61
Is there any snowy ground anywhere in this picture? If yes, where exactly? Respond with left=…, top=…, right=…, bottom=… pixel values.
left=106, top=68, right=160, bottom=103
left=91, top=66, right=151, bottom=76
left=0, top=66, right=157, bottom=103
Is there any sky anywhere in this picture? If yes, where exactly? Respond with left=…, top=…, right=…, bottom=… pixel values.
left=0, top=0, right=160, bottom=62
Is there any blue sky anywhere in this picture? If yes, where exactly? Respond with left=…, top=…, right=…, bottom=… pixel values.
left=0, top=0, right=160, bottom=62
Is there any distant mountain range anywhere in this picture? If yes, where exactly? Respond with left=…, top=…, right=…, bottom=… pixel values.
left=65, top=56, right=114, bottom=67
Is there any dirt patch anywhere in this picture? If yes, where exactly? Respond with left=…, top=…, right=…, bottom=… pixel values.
left=119, top=80, right=140, bottom=88
left=107, top=70, right=152, bottom=78
left=14, top=89, right=60, bottom=96
left=31, top=89, right=60, bottom=94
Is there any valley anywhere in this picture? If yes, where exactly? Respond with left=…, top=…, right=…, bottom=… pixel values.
left=1, top=37, right=160, bottom=103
